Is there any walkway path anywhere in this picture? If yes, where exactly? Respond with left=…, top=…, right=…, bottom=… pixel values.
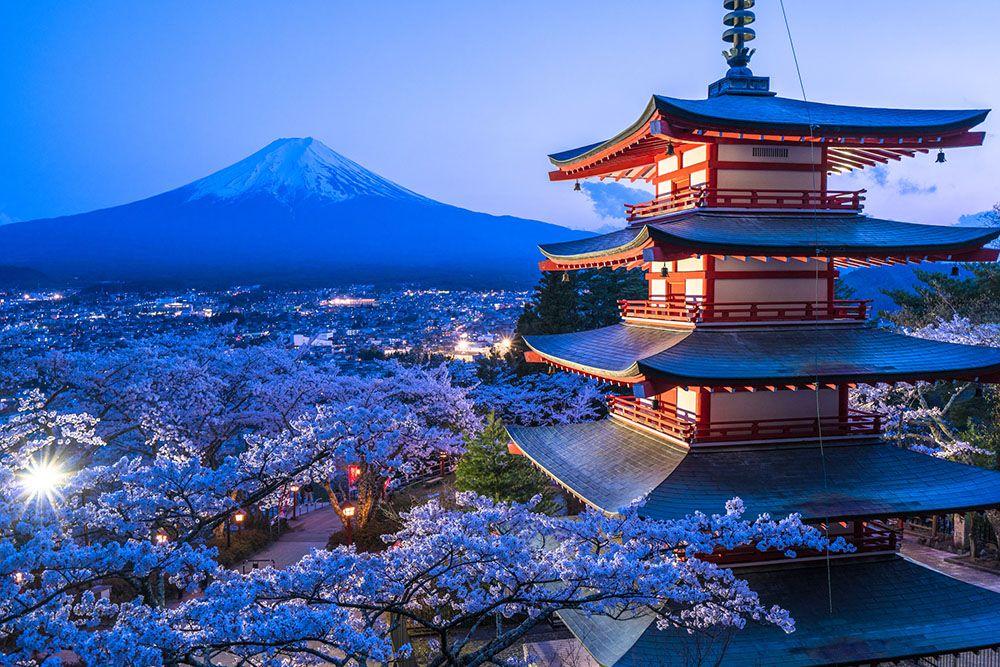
left=901, top=539, right=1000, bottom=593
left=235, top=504, right=342, bottom=571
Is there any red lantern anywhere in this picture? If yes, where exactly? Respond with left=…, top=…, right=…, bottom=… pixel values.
left=347, top=464, right=362, bottom=485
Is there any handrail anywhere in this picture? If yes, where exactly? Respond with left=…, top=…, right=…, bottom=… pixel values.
left=608, top=396, right=883, bottom=443
left=626, top=186, right=866, bottom=220
left=619, top=298, right=870, bottom=324
left=706, top=521, right=898, bottom=565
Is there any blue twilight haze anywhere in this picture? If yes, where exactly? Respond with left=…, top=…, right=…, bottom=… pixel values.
left=0, top=0, right=997, bottom=231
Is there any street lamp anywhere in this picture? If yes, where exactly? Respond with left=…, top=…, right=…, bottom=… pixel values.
left=227, top=509, right=246, bottom=549
left=289, top=484, right=300, bottom=519
left=155, top=531, right=169, bottom=545
left=342, top=503, right=356, bottom=546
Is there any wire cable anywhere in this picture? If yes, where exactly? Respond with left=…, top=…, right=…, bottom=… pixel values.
left=778, top=0, right=835, bottom=616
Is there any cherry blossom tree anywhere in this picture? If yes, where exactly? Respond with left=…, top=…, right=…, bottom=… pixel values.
left=26, top=491, right=839, bottom=666
left=851, top=316, right=1000, bottom=459
left=852, top=316, right=1000, bottom=541
left=246, top=362, right=479, bottom=529
left=0, top=390, right=845, bottom=665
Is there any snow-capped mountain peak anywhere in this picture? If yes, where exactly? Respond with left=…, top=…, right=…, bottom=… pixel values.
left=185, top=137, right=427, bottom=204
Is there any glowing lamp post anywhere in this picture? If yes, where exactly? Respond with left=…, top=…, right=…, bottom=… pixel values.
left=289, top=483, right=300, bottom=519
left=227, top=509, right=246, bottom=549
left=342, top=503, right=356, bottom=546
left=155, top=531, right=169, bottom=546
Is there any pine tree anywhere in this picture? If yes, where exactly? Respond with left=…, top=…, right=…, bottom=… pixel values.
left=577, top=268, right=647, bottom=328
left=455, top=413, right=555, bottom=508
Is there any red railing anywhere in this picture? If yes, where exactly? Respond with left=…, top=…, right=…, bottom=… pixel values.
left=707, top=521, right=898, bottom=566
left=625, top=186, right=866, bottom=221
left=619, top=298, right=870, bottom=324
left=608, top=396, right=883, bottom=443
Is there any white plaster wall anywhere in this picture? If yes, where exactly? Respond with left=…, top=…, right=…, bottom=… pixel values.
left=716, top=169, right=822, bottom=191
left=714, top=277, right=826, bottom=303
left=658, top=156, right=679, bottom=175
left=690, top=169, right=708, bottom=187
left=685, top=278, right=705, bottom=298
left=682, top=145, right=708, bottom=167
left=649, top=279, right=668, bottom=298
left=718, top=144, right=823, bottom=164
left=711, top=389, right=838, bottom=422
left=676, top=388, right=698, bottom=419
left=716, top=257, right=826, bottom=272
left=675, top=257, right=704, bottom=272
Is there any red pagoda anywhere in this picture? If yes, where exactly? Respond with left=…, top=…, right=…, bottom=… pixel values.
left=507, top=3, right=1000, bottom=665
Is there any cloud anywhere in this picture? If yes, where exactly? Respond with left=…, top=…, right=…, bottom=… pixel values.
left=867, top=166, right=889, bottom=187
left=580, top=181, right=651, bottom=220
left=896, top=179, right=937, bottom=196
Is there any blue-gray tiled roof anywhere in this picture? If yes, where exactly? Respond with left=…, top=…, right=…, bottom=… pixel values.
left=561, top=556, right=1000, bottom=666
left=506, top=420, right=1000, bottom=521
left=548, top=94, right=988, bottom=166
left=524, top=324, right=1000, bottom=384
left=538, top=212, right=999, bottom=260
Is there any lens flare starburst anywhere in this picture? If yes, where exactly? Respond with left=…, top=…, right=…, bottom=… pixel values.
left=20, top=459, right=66, bottom=504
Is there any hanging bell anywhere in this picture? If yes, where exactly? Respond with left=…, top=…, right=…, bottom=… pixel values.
left=666, top=142, right=676, bottom=157
left=935, top=149, right=946, bottom=164
left=951, top=265, right=959, bottom=277
left=561, top=271, right=570, bottom=283
left=573, top=180, right=582, bottom=191
left=660, top=265, right=669, bottom=277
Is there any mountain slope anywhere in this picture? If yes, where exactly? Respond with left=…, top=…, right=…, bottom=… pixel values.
left=0, top=138, right=587, bottom=286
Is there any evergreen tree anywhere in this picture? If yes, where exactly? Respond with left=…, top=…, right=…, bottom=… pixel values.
left=455, top=413, right=555, bottom=508
left=885, top=264, right=1000, bottom=327
left=577, top=268, right=647, bottom=327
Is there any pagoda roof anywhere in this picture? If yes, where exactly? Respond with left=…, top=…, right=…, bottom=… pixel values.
left=506, top=420, right=1000, bottom=521
left=549, top=93, right=989, bottom=179
left=523, top=324, right=1000, bottom=386
left=559, top=555, right=1000, bottom=667
left=538, top=212, right=1000, bottom=267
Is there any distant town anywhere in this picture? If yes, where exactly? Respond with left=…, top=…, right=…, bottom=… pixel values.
left=0, top=285, right=526, bottom=364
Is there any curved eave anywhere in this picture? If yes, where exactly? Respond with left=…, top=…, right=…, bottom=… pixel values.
left=508, top=420, right=1000, bottom=524
left=638, top=326, right=1000, bottom=387
left=547, top=94, right=989, bottom=176
left=548, top=97, right=661, bottom=168
left=643, top=219, right=1000, bottom=258
left=536, top=214, right=1000, bottom=269
left=653, top=94, right=990, bottom=138
left=523, top=325, right=690, bottom=383
left=522, top=336, right=645, bottom=383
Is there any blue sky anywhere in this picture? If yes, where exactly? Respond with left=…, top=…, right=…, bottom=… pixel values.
left=0, top=1, right=996, bottom=230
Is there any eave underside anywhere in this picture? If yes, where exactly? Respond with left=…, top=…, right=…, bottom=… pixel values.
left=559, top=555, right=1000, bottom=667
left=537, top=213, right=1000, bottom=271
left=506, top=420, right=1000, bottom=521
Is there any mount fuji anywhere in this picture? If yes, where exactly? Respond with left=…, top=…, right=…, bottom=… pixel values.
left=0, top=138, right=587, bottom=286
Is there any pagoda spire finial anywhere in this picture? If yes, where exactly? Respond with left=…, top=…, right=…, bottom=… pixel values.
left=722, top=0, right=756, bottom=76
left=708, top=0, right=774, bottom=97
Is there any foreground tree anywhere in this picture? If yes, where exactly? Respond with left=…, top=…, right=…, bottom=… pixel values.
left=0, top=394, right=844, bottom=665
left=68, top=496, right=840, bottom=666
left=455, top=412, right=554, bottom=506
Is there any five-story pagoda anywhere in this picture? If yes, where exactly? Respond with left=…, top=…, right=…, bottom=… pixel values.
left=507, top=3, right=1000, bottom=665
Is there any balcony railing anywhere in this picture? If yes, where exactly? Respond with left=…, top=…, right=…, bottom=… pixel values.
left=618, top=298, right=870, bottom=324
left=707, top=521, right=898, bottom=566
left=608, top=396, right=883, bottom=443
left=625, top=186, right=866, bottom=221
